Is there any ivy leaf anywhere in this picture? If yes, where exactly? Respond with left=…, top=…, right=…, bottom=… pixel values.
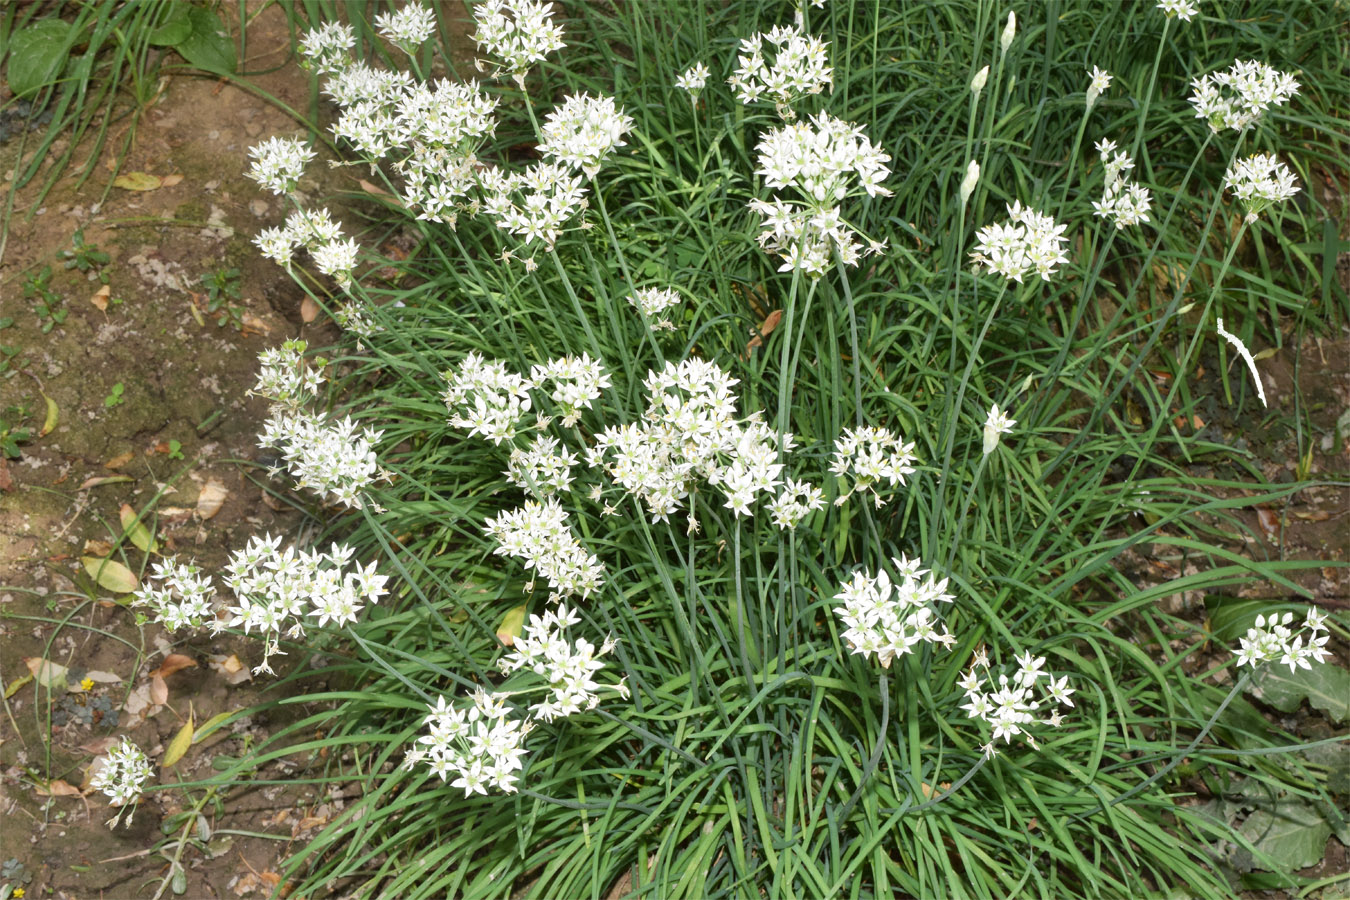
left=1249, top=663, right=1350, bottom=724
left=6, top=19, right=73, bottom=97
left=172, top=7, right=236, bottom=74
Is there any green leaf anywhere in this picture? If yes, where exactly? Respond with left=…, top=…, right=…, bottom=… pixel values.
left=193, top=709, right=237, bottom=743
left=149, top=7, right=193, bottom=46
left=1249, top=663, right=1350, bottom=724
left=1238, top=799, right=1331, bottom=872
left=6, top=19, right=73, bottom=97
left=81, top=556, right=139, bottom=594
left=172, top=7, right=236, bottom=74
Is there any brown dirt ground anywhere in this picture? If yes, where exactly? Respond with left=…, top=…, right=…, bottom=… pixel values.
left=0, top=4, right=353, bottom=897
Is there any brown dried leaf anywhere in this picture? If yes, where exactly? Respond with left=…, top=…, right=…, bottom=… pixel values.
left=105, top=451, right=135, bottom=470
left=160, top=173, right=184, bottom=188
left=197, top=478, right=229, bottom=520
left=90, top=284, right=111, bottom=311
left=209, top=653, right=252, bottom=685
left=359, top=178, right=393, bottom=197
left=1256, top=507, right=1281, bottom=538
left=158, top=506, right=195, bottom=524
left=758, top=308, right=783, bottom=337
left=35, top=779, right=83, bottom=797
left=151, top=674, right=169, bottom=706
left=83, top=538, right=114, bottom=557
left=151, top=653, right=198, bottom=679
left=26, top=657, right=70, bottom=690
left=240, top=313, right=271, bottom=336
left=78, top=735, right=120, bottom=755
left=300, top=296, right=320, bottom=323
left=79, top=475, right=134, bottom=489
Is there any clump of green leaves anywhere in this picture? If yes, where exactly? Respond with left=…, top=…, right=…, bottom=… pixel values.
left=0, top=405, right=32, bottom=459
left=199, top=266, right=243, bottom=329
left=103, top=382, right=125, bottom=409
left=23, top=265, right=65, bottom=333
left=60, top=229, right=110, bottom=282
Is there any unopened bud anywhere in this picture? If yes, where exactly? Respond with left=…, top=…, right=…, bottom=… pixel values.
left=971, top=65, right=989, bottom=96
left=960, top=159, right=980, bottom=206
left=1000, top=11, right=1016, bottom=57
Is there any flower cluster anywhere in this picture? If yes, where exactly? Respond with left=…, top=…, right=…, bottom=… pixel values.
left=750, top=112, right=891, bottom=275
left=132, top=559, right=217, bottom=632
left=982, top=404, right=1015, bottom=457
left=1235, top=609, right=1330, bottom=671
left=676, top=63, right=710, bottom=101
left=247, top=137, right=315, bottom=196
left=958, top=649, right=1074, bottom=755
left=484, top=498, right=606, bottom=599
left=970, top=200, right=1070, bottom=283
left=90, top=738, right=153, bottom=809
left=299, top=21, right=356, bottom=75
left=500, top=603, right=624, bottom=721
left=480, top=161, right=588, bottom=253
left=471, top=0, right=565, bottom=84
left=1189, top=59, right=1299, bottom=133
left=1157, top=0, right=1199, bottom=20
left=1091, top=138, right=1152, bottom=229
left=260, top=410, right=384, bottom=510
left=507, top=434, right=578, bottom=497
left=253, top=207, right=362, bottom=290
left=408, top=690, right=532, bottom=795
left=218, top=535, right=389, bottom=673
left=531, top=353, right=611, bottom=426
left=443, top=351, right=534, bottom=444
left=253, top=340, right=324, bottom=408
left=588, top=359, right=789, bottom=523
left=727, top=25, right=831, bottom=116
left=830, top=425, right=918, bottom=506
left=538, top=92, right=634, bottom=179
left=1085, top=66, right=1112, bottom=110
left=376, top=3, right=436, bottom=51
left=766, top=478, right=825, bottom=530
left=833, top=555, right=956, bottom=668
left=1222, top=153, right=1300, bottom=221
left=628, top=286, right=683, bottom=330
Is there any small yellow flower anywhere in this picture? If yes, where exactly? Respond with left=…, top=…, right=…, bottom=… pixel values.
left=15, top=887, right=27, bottom=898
left=80, top=677, right=95, bottom=692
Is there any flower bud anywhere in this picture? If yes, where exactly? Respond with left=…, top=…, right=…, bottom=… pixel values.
left=1000, top=11, right=1016, bottom=57
left=959, top=159, right=980, bottom=206
left=971, top=65, right=989, bottom=96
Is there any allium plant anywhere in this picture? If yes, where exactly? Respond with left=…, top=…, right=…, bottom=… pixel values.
left=830, top=425, right=918, bottom=506
left=1092, top=138, right=1152, bottom=229
left=1189, top=59, right=1299, bottom=133
left=375, top=3, right=437, bottom=51
left=246, top=137, right=315, bottom=196
left=471, top=0, right=566, bottom=85
left=537, top=93, right=634, bottom=179
left=483, top=498, right=607, bottom=600
left=970, top=200, right=1070, bottom=283
left=833, top=555, right=956, bottom=668
left=90, top=737, right=153, bottom=821
left=406, top=690, right=533, bottom=795
left=957, top=649, right=1075, bottom=756
left=1223, top=153, right=1300, bottom=221
left=727, top=24, right=832, bottom=116
left=1234, top=608, right=1331, bottom=671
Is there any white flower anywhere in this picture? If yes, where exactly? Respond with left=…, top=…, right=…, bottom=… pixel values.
left=1189, top=60, right=1299, bottom=133
left=676, top=63, right=710, bottom=99
left=500, top=603, right=622, bottom=721
left=484, top=499, right=606, bottom=600
left=982, top=403, right=1015, bottom=456
left=415, top=690, right=531, bottom=794
left=831, top=425, right=918, bottom=506
left=1235, top=608, right=1331, bottom=671
left=727, top=24, right=831, bottom=116
left=247, top=137, right=315, bottom=195
left=538, top=93, right=634, bottom=179
left=376, top=4, right=437, bottom=49
left=959, top=652, right=1074, bottom=748
left=480, top=161, right=587, bottom=250
left=1222, top=153, right=1300, bottom=221
left=970, top=200, right=1070, bottom=283
left=959, top=159, right=980, bottom=207
left=259, top=410, right=384, bottom=509
left=472, top=0, right=565, bottom=82
left=1157, top=0, right=1199, bottom=20
left=254, top=226, right=299, bottom=267
left=507, top=435, right=578, bottom=497
left=767, top=479, right=825, bottom=530
left=628, top=286, right=683, bottom=329
left=833, top=555, right=956, bottom=668
left=90, top=738, right=153, bottom=809
left=443, top=351, right=534, bottom=444
left=299, top=21, right=355, bottom=75
left=530, top=353, right=611, bottom=426
left=311, top=237, right=361, bottom=288
left=1086, top=66, right=1112, bottom=110
left=132, top=559, right=218, bottom=631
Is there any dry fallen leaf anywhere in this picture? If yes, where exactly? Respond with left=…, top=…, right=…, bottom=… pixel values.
left=122, top=681, right=164, bottom=723
left=112, top=171, right=163, bottom=191
left=26, top=657, right=70, bottom=691
left=151, top=653, right=198, bottom=679
left=105, top=451, right=135, bottom=469
left=83, top=538, right=114, bottom=557
left=160, top=173, right=184, bottom=188
left=151, top=674, right=169, bottom=706
left=79, top=475, right=134, bottom=489
left=35, top=779, right=84, bottom=797
left=197, top=478, right=229, bottom=520
left=240, top=313, right=271, bottom=336
left=299, top=296, right=320, bottom=324
left=158, top=506, right=195, bottom=524
left=83, top=670, right=123, bottom=683
left=1256, top=507, right=1281, bottom=538
left=209, top=653, right=252, bottom=685
left=78, top=735, right=120, bottom=755
left=90, top=284, right=111, bottom=311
